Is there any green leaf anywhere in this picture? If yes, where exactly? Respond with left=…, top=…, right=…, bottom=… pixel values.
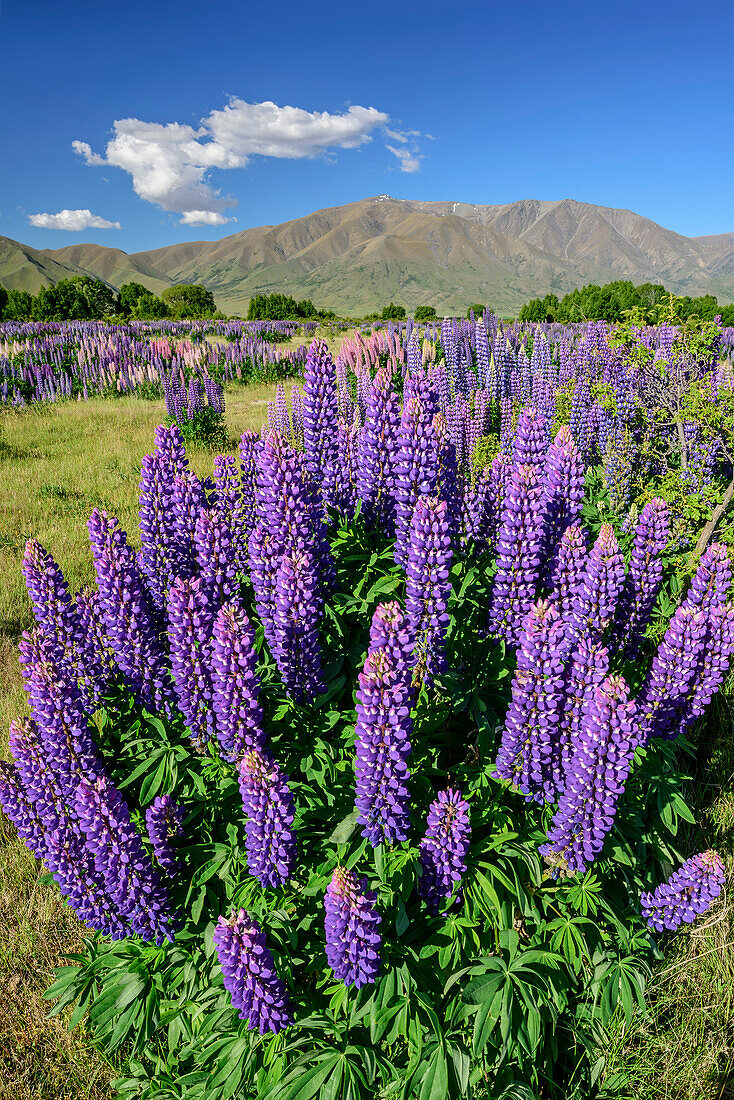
left=328, top=810, right=360, bottom=846
left=279, top=1056, right=341, bottom=1100
left=419, top=1046, right=449, bottom=1100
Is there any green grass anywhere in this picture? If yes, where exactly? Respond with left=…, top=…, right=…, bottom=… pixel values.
left=0, top=385, right=275, bottom=1099
left=0, top=383, right=733, bottom=1099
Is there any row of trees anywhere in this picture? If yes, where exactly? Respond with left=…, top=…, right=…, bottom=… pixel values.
left=0, top=278, right=220, bottom=322
left=519, top=280, right=734, bottom=325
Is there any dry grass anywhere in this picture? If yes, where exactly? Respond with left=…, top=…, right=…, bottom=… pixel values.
left=601, top=690, right=734, bottom=1099
left=0, top=384, right=275, bottom=1098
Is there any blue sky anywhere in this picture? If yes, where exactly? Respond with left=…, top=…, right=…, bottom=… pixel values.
left=2, top=0, right=733, bottom=252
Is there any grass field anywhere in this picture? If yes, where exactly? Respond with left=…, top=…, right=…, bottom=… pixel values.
left=0, top=384, right=732, bottom=1100
left=0, top=386, right=274, bottom=1100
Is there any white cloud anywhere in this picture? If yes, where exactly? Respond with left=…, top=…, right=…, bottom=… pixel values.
left=28, top=208, right=122, bottom=230
left=74, top=99, right=393, bottom=219
left=180, top=210, right=232, bottom=226
left=385, top=128, right=424, bottom=173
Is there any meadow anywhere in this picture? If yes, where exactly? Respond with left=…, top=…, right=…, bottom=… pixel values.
left=0, top=316, right=732, bottom=1100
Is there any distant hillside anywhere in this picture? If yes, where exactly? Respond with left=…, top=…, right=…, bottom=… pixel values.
left=2, top=196, right=734, bottom=314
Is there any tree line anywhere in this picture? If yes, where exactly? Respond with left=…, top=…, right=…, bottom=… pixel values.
left=519, top=280, right=734, bottom=325
left=0, top=278, right=220, bottom=322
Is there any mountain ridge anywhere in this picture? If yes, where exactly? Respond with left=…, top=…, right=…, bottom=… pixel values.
left=2, top=196, right=734, bottom=314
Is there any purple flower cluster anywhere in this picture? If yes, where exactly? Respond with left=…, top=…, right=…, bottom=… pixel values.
left=210, top=598, right=264, bottom=758
left=324, top=867, right=382, bottom=988
left=405, top=496, right=453, bottom=685
left=418, top=789, right=471, bottom=911
left=487, top=463, right=544, bottom=643
left=76, top=774, right=176, bottom=943
left=611, top=497, right=670, bottom=656
left=88, top=508, right=174, bottom=715
left=354, top=642, right=412, bottom=847
left=540, top=675, right=637, bottom=876
left=146, top=795, right=185, bottom=876
left=237, top=748, right=296, bottom=888
left=495, top=600, right=567, bottom=802
left=213, top=910, right=292, bottom=1033
left=641, top=850, right=725, bottom=933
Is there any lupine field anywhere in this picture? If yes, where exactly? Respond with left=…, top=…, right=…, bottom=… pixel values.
left=1, top=312, right=734, bottom=1099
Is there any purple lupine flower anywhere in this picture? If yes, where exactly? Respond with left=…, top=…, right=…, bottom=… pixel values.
left=393, top=374, right=440, bottom=567
left=88, top=508, right=174, bottom=715
left=74, top=586, right=115, bottom=707
left=329, top=412, right=360, bottom=518
left=540, top=675, right=638, bottom=877
left=290, top=386, right=304, bottom=446
left=354, top=647, right=412, bottom=847
left=611, top=497, right=670, bottom=656
left=418, top=788, right=471, bottom=911
left=248, top=522, right=280, bottom=652
left=171, top=470, right=207, bottom=578
left=676, top=602, right=734, bottom=738
left=324, top=867, right=382, bottom=988
left=368, top=600, right=414, bottom=673
left=540, top=425, right=585, bottom=569
left=487, top=463, right=544, bottom=645
left=0, top=740, right=126, bottom=938
left=238, top=429, right=261, bottom=538
left=404, top=496, right=453, bottom=686
left=21, top=538, right=81, bottom=663
left=568, top=524, right=625, bottom=642
left=166, top=575, right=216, bottom=749
left=554, top=637, right=610, bottom=793
left=76, top=774, right=176, bottom=943
left=641, top=850, right=726, bottom=933
left=138, top=425, right=187, bottom=607
left=237, top=748, right=296, bottom=888
left=435, top=415, right=462, bottom=545
left=145, top=794, right=184, bottom=875
left=271, top=549, right=324, bottom=702
left=213, top=910, right=292, bottom=1033
left=494, top=601, right=568, bottom=802
left=513, top=407, right=549, bottom=469
left=155, top=421, right=189, bottom=479
left=210, top=598, right=265, bottom=759
left=18, top=629, right=101, bottom=800
left=548, top=525, right=588, bottom=621
left=194, top=505, right=240, bottom=609
left=303, top=339, right=339, bottom=506
left=461, top=465, right=495, bottom=552
left=356, top=368, right=400, bottom=535
left=637, top=606, right=709, bottom=743
left=682, top=543, right=732, bottom=612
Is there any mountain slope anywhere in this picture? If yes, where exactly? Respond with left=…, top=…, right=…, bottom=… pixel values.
left=0, top=236, right=104, bottom=294
left=2, top=196, right=734, bottom=314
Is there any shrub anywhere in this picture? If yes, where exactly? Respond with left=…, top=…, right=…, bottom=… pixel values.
left=2, top=337, right=732, bottom=1100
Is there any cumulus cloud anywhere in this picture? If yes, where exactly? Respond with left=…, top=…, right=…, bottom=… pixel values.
left=180, top=210, right=232, bottom=226
left=28, top=208, right=122, bottom=230
left=74, top=99, right=395, bottom=222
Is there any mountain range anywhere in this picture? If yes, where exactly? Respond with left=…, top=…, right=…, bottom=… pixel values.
left=2, top=196, right=734, bottom=315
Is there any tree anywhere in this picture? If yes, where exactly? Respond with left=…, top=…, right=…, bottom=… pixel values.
left=32, top=277, right=116, bottom=321
left=132, top=293, right=169, bottom=320
left=413, top=305, right=437, bottom=322
left=380, top=302, right=406, bottom=320
left=247, top=293, right=318, bottom=321
left=161, top=284, right=216, bottom=319
left=0, top=284, right=7, bottom=320
left=118, top=282, right=152, bottom=317
left=466, top=304, right=486, bottom=319
left=4, top=289, right=33, bottom=321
